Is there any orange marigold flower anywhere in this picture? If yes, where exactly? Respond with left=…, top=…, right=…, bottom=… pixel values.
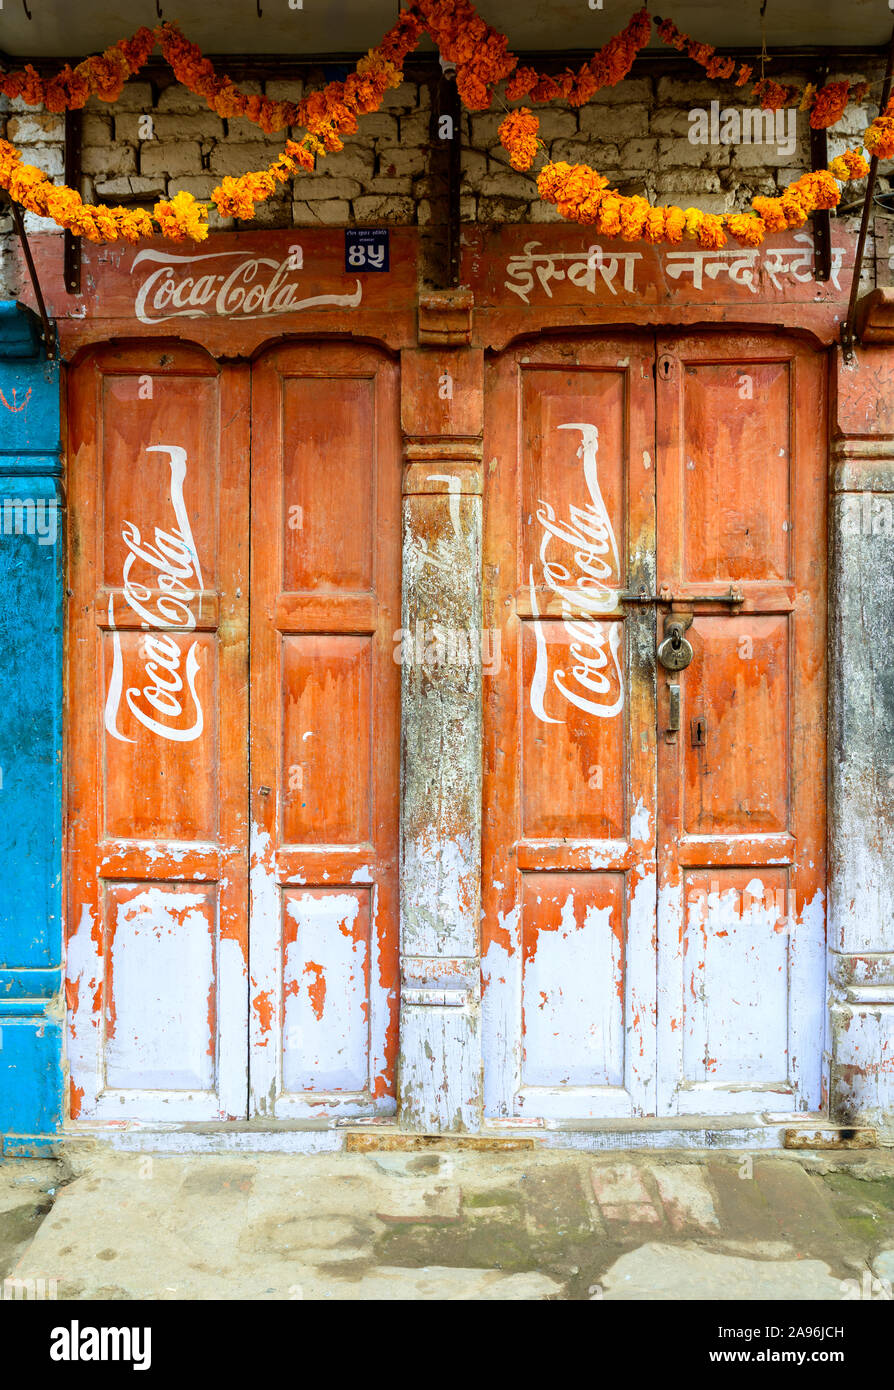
left=753, top=79, right=797, bottom=111
left=865, top=98, right=894, bottom=159
left=155, top=189, right=209, bottom=242
left=619, top=195, right=649, bottom=240
left=498, top=107, right=540, bottom=172
left=683, top=207, right=705, bottom=239
left=597, top=195, right=623, bottom=238
left=725, top=213, right=765, bottom=247
left=643, top=207, right=667, bottom=243
left=506, top=66, right=538, bottom=100
left=829, top=149, right=869, bottom=181
left=664, top=206, right=687, bottom=244
left=736, top=64, right=754, bottom=87
left=751, top=196, right=789, bottom=232
left=696, top=213, right=726, bottom=249
left=810, top=81, right=850, bottom=129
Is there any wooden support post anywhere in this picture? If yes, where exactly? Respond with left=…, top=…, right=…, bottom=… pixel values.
left=398, top=292, right=484, bottom=1131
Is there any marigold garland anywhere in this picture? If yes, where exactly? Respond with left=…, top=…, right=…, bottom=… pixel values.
left=536, top=159, right=866, bottom=249
left=0, top=3, right=890, bottom=245
left=506, top=7, right=652, bottom=107
left=654, top=14, right=868, bottom=130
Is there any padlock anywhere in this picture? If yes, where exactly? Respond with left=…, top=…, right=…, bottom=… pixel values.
left=657, top=621, right=693, bottom=671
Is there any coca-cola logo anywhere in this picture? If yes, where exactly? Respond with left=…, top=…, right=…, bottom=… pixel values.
left=131, top=248, right=363, bottom=324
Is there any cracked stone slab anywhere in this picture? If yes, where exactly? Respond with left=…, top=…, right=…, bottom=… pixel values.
left=601, top=1242, right=848, bottom=1300
left=653, top=1164, right=720, bottom=1231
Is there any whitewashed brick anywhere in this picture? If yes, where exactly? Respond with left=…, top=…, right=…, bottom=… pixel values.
left=299, top=177, right=362, bottom=201
left=25, top=147, right=65, bottom=177
left=659, top=137, right=728, bottom=167
left=82, top=114, right=113, bottom=146
left=142, top=142, right=203, bottom=177
left=81, top=145, right=135, bottom=177
left=478, top=171, right=537, bottom=199
left=292, top=198, right=351, bottom=225
left=353, top=194, right=415, bottom=222
left=319, top=144, right=375, bottom=179
left=6, top=113, right=64, bottom=144
left=478, top=195, right=531, bottom=223
left=536, top=110, right=579, bottom=139
left=167, top=176, right=217, bottom=199
left=580, top=104, right=649, bottom=139
left=377, top=145, right=426, bottom=177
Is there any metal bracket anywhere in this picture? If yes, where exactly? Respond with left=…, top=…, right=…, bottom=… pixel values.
left=809, top=66, right=831, bottom=282
left=63, top=109, right=82, bottom=297
left=6, top=198, right=56, bottom=358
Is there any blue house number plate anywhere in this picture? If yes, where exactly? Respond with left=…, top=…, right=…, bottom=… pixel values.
left=345, top=229, right=390, bottom=272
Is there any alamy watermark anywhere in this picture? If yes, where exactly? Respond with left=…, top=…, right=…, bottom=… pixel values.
left=393, top=622, right=501, bottom=675
left=689, top=100, right=797, bottom=158
left=840, top=492, right=894, bottom=537
left=0, top=497, right=59, bottom=546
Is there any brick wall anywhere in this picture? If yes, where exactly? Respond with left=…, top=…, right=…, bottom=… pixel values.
left=0, top=61, right=884, bottom=297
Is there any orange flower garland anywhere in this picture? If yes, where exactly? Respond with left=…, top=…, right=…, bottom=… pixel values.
left=506, top=7, right=652, bottom=106
left=655, top=15, right=752, bottom=86
left=415, top=0, right=517, bottom=110
left=536, top=159, right=865, bottom=249
left=0, top=3, right=889, bottom=245
left=0, top=27, right=157, bottom=111
left=0, top=15, right=422, bottom=239
left=655, top=14, right=866, bottom=129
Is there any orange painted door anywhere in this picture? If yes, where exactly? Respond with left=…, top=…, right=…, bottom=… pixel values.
left=248, top=343, right=401, bottom=1119
left=66, top=339, right=401, bottom=1126
left=655, top=334, right=826, bottom=1116
left=482, top=332, right=826, bottom=1121
left=66, top=345, right=250, bottom=1121
left=482, top=338, right=659, bottom=1120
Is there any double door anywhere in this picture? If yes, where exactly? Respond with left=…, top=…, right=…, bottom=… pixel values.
left=481, top=333, right=826, bottom=1119
left=65, top=329, right=827, bottom=1128
left=66, top=341, right=400, bottom=1122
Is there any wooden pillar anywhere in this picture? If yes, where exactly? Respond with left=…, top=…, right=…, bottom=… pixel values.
left=829, top=334, right=894, bottom=1141
left=397, top=292, right=484, bottom=1131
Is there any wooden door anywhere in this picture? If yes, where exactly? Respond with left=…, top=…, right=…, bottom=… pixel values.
left=482, top=332, right=826, bottom=1122
left=66, top=344, right=250, bottom=1121
left=248, top=343, right=401, bottom=1119
left=655, top=334, right=826, bottom=1116
left=482, top=338, right=659, bottom=1120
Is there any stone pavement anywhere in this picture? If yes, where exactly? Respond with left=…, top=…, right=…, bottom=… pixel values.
left=2, top=1146, right=894, bottom=1301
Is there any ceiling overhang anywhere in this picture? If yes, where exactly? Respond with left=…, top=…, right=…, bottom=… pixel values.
left=0, top=2, right=891, bottom=63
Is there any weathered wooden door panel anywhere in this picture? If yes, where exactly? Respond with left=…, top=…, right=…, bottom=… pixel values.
left=482, top=332, right=826, bottom=1123
left=66, top=344, right=250, bottom=1121
left=482, top=339, right=658, bottom=1120
left=249, top=343, right=401, bottom=1118
left=655, top=335, right=826, bottom=1116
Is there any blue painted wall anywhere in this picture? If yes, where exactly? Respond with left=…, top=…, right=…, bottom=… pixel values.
left=0, top=302, right=63, bottom=1156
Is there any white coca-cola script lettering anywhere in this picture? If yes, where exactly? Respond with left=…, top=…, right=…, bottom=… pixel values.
left=529, top=423, right=624, bottom=723
left=104, top=445, right=205, bottom=744
left=131, top=249, right=363, bottom=324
